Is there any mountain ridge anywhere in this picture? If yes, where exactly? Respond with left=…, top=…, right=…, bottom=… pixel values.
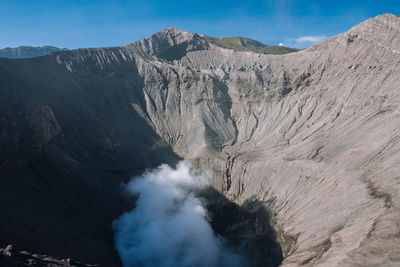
left=0, top=30, right=298, bottom=60
left=0, top=46, right=67, bottom=58
left=0, top=13, right=400, bottom=266
left=199, top=34, right=299, bottom=54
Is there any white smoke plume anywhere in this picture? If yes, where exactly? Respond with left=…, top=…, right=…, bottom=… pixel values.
left=113, top=161, right=244, bottom=267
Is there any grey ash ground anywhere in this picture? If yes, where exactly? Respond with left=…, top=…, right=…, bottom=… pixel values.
left=1, top=14, right=400, bottom=266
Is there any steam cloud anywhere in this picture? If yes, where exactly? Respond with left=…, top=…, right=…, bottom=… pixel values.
left=113, top=161, right=244, bottom=267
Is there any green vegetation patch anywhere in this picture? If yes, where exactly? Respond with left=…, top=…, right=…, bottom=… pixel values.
left=199, top=35, right=299, bottom=55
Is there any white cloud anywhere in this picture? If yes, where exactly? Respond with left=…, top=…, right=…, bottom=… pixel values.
left=278, top=42, right=284, bottom=46
left=113, top=161, right=244, bottom=267
left=295, top=35, right=327, bottom=43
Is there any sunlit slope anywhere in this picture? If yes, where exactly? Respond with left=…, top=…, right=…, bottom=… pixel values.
left=200, top=34, right=299, bottom=54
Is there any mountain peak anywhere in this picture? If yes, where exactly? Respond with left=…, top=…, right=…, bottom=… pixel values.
left=151, top=27, right=194, bottom=44
left=374, top=13, right=399, bottom=20
left=130, top=27, right=210, bottom=61
left=159, top=27, right=186, bottom=34
left=343, top=13, right=400, bottom=50
left=349, top=13, right=400, bottom=33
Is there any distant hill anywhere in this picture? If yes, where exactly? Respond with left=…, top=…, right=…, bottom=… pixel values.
left=199, top=35, right=299, bottom=55
left=0, top=46, right=67, bottom=58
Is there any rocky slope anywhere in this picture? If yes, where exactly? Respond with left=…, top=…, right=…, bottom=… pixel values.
left=0, top=14, right=400, bottom=266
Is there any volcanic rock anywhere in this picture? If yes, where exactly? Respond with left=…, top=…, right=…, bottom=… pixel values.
left=0, top=14, right=399, bottom=266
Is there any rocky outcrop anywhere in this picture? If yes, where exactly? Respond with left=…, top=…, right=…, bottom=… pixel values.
left=0, top=244, right=93, bottom=266
left=0, top=14, right=400, bottom=266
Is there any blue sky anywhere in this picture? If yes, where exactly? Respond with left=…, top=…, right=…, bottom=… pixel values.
left=0, top=0, right=399, bottom=49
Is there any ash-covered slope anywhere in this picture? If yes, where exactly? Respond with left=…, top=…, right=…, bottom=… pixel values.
left=1, top=14, right=400, bottom=266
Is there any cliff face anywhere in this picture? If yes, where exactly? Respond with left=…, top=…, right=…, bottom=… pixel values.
left=1, top=14, right=400, bottom=266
